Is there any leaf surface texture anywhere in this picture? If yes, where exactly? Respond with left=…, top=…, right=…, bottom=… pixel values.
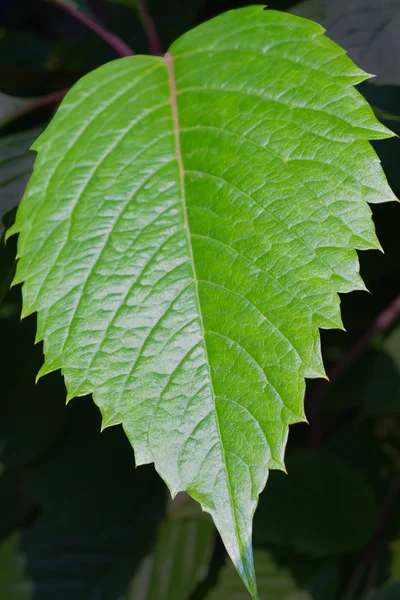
left=8, top=6, right=395, bottom=596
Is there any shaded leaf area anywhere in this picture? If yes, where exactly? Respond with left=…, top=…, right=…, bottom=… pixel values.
left=0, top=29, right=53, bottom=97
left=0, top=127, right=42, bottom=237
left=323, top=0, right=400, bottom=86
left=22, top=401, right=165, bottom=600
left=322, top=324, right=400, bottom=422
left=205, top=550, right=312, bottom=600
left=0, top=301, right=166, bottom=600
left=288, top=0, right=324, bottom=22
left=0, top=471, right=34, bottom=542
left=0, top=533, right=33, bottom=600
left=8, top=6, right=396, bottom=595
left=122, top=498, right=214, bottom=599
left=0, top=92, right=32, bottom=121
left=0, top=301, right=67, bottom=469
left=371, top=581, right=400, bottom=600
left=254, top=451, right=378, bottom=556
left=0, top=124, right=43, bottom=305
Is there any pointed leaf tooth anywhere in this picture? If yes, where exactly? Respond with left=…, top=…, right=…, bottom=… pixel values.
left=36, top=359, right=59, bottom=382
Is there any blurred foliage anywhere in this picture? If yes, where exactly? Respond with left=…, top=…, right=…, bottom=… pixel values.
left=0, top=0, right=399, bottom=598
left=0, top=533, right=33, bottom=600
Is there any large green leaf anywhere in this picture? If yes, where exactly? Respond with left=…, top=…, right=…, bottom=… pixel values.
left=8, top=6, right=395, bottom=597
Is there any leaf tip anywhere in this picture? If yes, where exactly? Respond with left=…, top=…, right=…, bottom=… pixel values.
left=65, top=393, right=74, bottom=405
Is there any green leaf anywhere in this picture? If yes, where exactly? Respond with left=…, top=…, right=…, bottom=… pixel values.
left=8, top=6, right=395, bottom=597
left=122, top=496, right=214, bottom=599
left=0, top=533, right=33, bottom=600
left=254, top=451, right=378, bottom=556
left=205, top=550, right=312, bottom=600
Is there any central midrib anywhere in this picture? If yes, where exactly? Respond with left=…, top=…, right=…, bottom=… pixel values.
left=164, top=49, right=247, bottom=572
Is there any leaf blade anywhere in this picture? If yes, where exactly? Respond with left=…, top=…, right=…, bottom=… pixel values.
left=8, top=7, right=396, bottom=597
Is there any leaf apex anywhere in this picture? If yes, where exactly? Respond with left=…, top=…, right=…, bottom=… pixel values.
left=65, top=392, right=75, bottom=405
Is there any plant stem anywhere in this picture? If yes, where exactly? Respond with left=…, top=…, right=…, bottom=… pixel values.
left=137, top=0, right=163, bottom=55
left=44, top=0, right=134, bottom=57
left=0, top=89, right=68, bottom=128
left=342, top=471, right=400, bottom=600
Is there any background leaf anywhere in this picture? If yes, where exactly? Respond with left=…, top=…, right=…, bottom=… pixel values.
left=323, top=0, right=400, bottom=85
left=320, top=323, right=400, bottom=421
left=370, top=581, right=400, bottom=600
left=0, top=533, right=33, bottom=600
left=254, top=451, right=378, bottom=556
left=390, top=539, right=400, bottom=580
left=0, top=128, right=42, bottom=237
left=122, top=496, right=214, bottom=600
left=288, top=0, right=324, bottom=22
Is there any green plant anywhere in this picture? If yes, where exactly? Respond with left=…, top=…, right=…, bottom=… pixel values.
left=1, top=2, right=400, bottom=599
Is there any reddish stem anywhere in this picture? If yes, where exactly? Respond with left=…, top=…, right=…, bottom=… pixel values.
left=0, top=89, right=68, bottom=128
left=45, top=0, right=134, bottom=57
left=137, top=0, right=163, bottom=55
